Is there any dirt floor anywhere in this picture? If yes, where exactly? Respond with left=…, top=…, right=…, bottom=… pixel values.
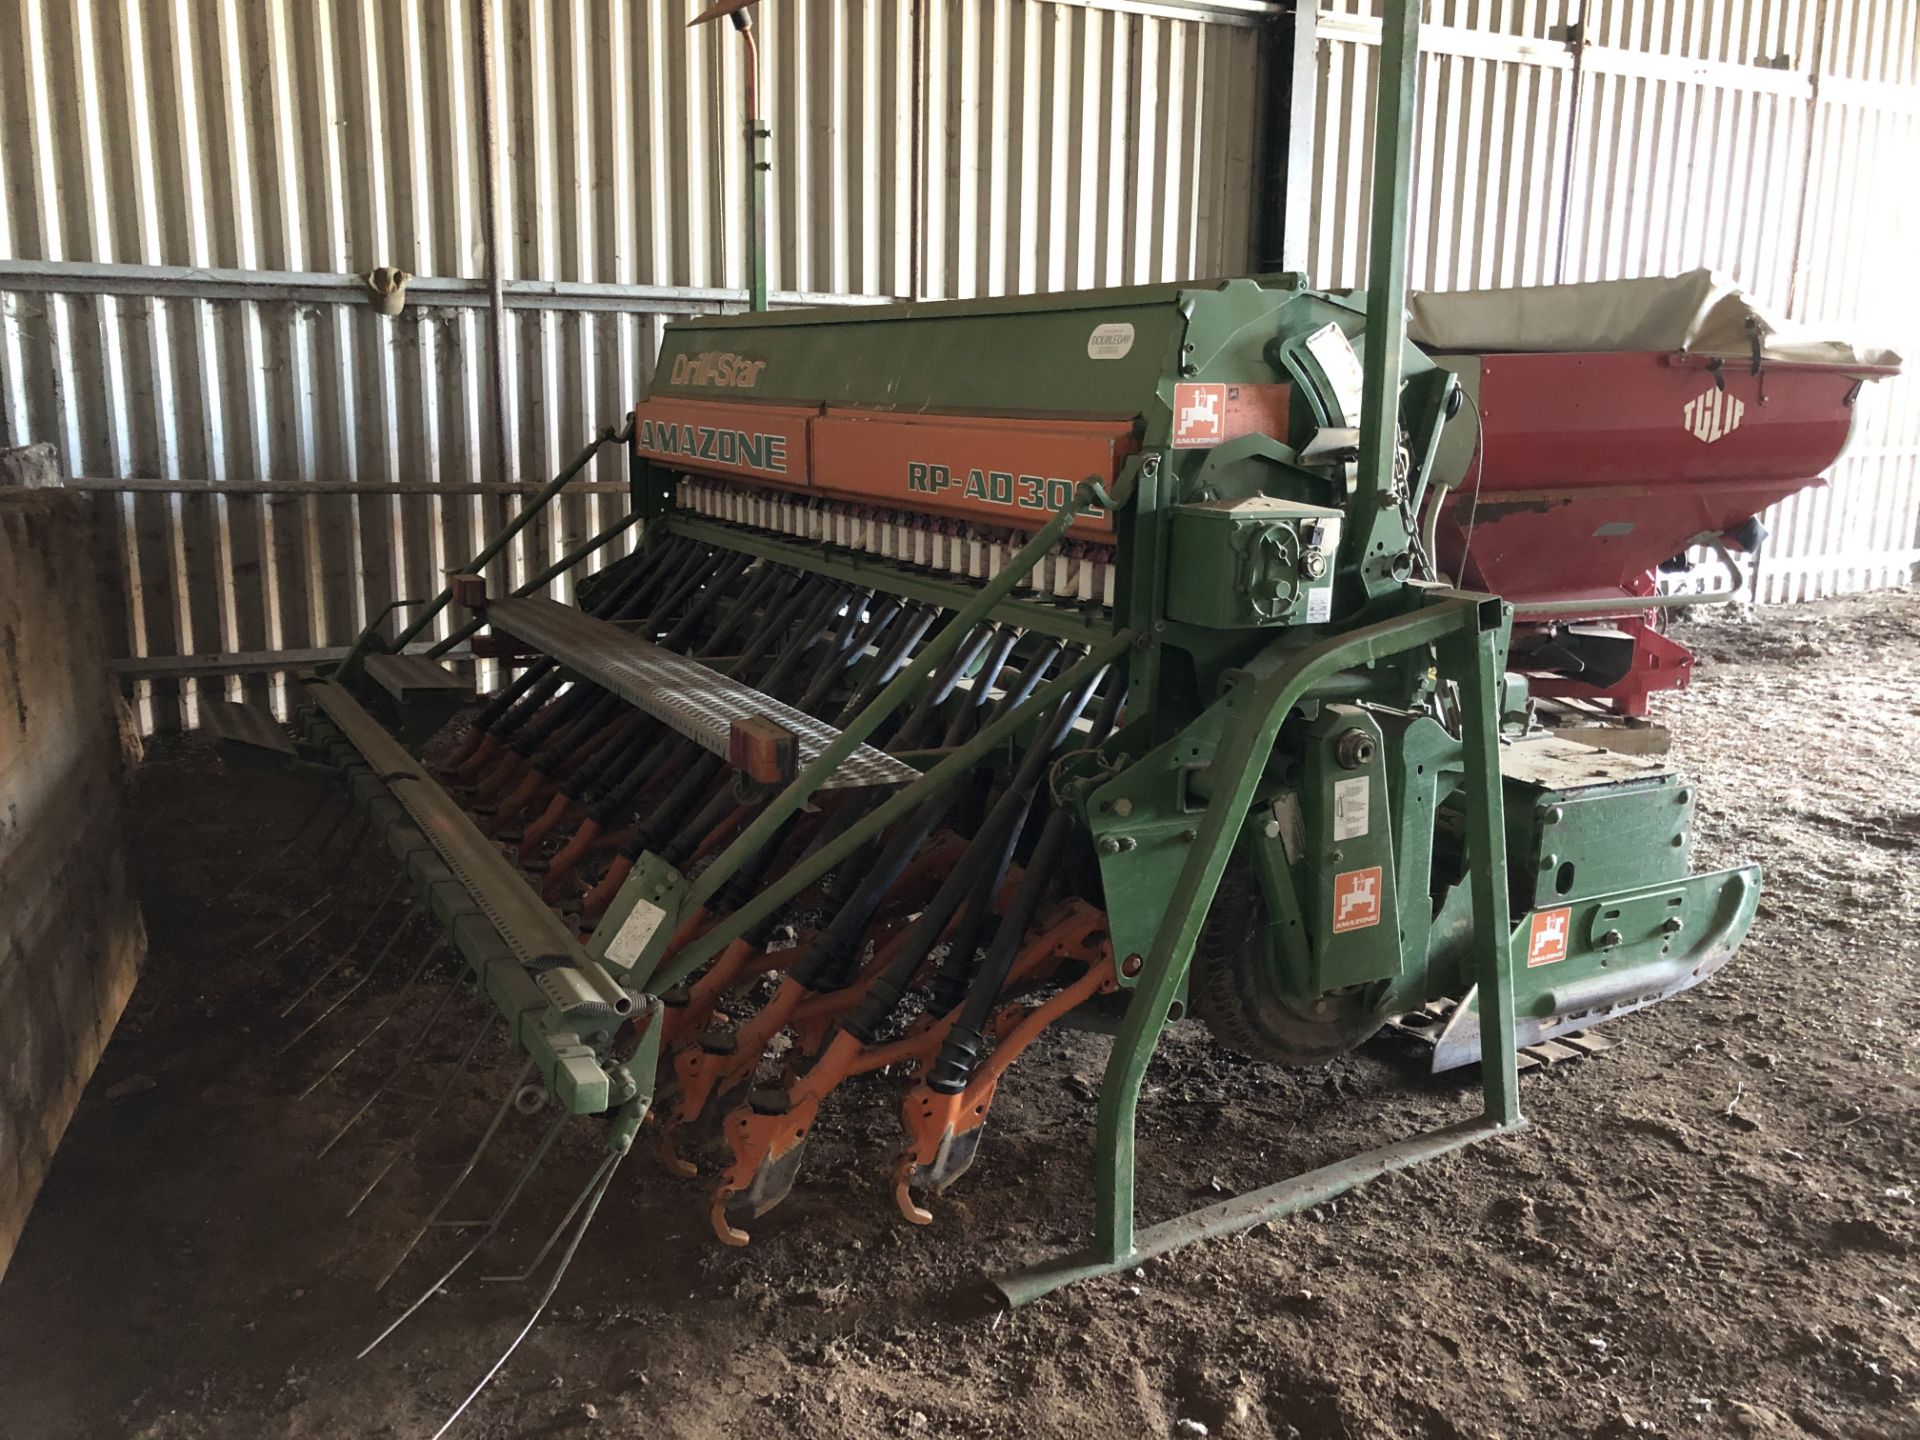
left=1, top=590, right=1916, bottom=1440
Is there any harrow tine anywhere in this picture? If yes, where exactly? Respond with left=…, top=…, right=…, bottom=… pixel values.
left=326, top=812, right=375, bottom=880
left=276, top=876, right=411, bottom=1019
left=304, top=789, right=360, bottom=860
left=372, top=1057, right=537, bottom=1292
left=229, top=785, right=342, bottom=902
left=256, top=908, right=337, bottom=975
left=246, top=893, right=330, bottom=957
left=278, top=900, right=426, bottom=1050
left=297, top=935, right=452, bottom=1100
left=318, top=961, right=469, bottom=1147
left=425, top=1149, right=624, bottom=1440
left=344, top=1009, right=499, bottom=1213
left=478, top=1147, right=603, bottom=1283
left=359, top=1109, right=570, bottom=1358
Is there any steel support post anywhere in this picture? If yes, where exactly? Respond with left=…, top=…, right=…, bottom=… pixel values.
left=1444, top=615, right=1523, bottom=1127
left=735, top=13, right=770, bottom=313
left=1355, top=0, right=1419, bottom=507
left=995, top=596, right=1523, bottom=1308
left=1256, top=0, right=1318, bottom=273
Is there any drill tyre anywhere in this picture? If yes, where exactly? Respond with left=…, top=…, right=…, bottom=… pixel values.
left=1193, top=861, right=1390, bottom=1066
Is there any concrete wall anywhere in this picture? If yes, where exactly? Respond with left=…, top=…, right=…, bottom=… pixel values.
left=0, top=480, right=146, bottom=1280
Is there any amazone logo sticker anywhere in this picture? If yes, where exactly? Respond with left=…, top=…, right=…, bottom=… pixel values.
left=669, top=350, right=767, bottom=389
left=638, top=419, right=789, bottom=474
left=1332, top=866, right=1383, bottom=934
left=1087, top=322, right=1135, bottom=360
left=1173, top=382, right=1227, bottom=448
left=1527, top=907, right=1571, bottom=967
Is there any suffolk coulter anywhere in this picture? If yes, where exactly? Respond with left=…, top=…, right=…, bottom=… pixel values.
left=211, top=275, right=1761, bottom=1424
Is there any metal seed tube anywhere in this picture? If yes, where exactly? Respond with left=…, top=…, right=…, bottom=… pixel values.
left=642, top=629, right=1132, bottom=993
left=669, top=496, right=1095, bottom=936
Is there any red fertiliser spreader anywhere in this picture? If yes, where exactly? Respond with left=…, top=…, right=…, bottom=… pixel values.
left=1409, top=270, right=1902, bottom=717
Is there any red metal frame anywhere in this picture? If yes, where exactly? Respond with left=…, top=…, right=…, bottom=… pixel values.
left=1527, top=613, right=1695, bottom=719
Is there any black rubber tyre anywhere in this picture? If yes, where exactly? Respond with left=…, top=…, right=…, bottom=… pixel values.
left=1193, top=860, right=1390, bottom=1066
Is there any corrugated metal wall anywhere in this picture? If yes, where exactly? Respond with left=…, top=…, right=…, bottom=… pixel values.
left=0, top=0, right=1269, bottom=732
left=3, top=0, right=1913, bottom=733
left=1310, top=0, right=1920, bottom=605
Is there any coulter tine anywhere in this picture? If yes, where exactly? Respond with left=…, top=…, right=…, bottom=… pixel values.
left=300, top=937, right=453, bottom=1105
left=278, top=900, right=425, bottom=1051
left=891, top=1154, right=934, bottom=1226
left=372, top=1057, right=537, bottom=1293
left=344, top=1010, right=499, bottom=1213
left=425, top=1151, right=623, bottom=1440
left=358, top=1110, right=570, bottom=1358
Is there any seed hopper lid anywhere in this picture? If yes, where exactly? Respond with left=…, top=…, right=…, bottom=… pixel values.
left=1409, top=268, right=1903, bottom=373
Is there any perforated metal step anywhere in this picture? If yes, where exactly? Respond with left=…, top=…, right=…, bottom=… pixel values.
left=364, top=651, right=473, bottom=700
left=485, top=595, right=922, bottom=791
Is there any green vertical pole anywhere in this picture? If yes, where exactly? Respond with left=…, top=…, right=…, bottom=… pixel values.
left=1447, top=613, right=1522, bottom=1127
left=1356, top=0, right=1420, bottom=505
left=747, top=119, right=769, bottom=313
left=1087, top=675, right=1264, bottom=1265
left=735, top=13, right=770, bottom=313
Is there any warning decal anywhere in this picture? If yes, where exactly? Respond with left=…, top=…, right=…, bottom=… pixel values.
left=1332, top=866, right=1383, bottom=934
left=605, top=898, right=667, bottom=967
left=1172, top=383, right=1228, bottom=448
left=1333, top=776, right=1371, bottom=842
left=1527, top=907, right=1572, bottom=968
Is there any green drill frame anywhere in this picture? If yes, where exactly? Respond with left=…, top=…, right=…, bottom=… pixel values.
left=286, top=0, right=1758, bottom=1307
